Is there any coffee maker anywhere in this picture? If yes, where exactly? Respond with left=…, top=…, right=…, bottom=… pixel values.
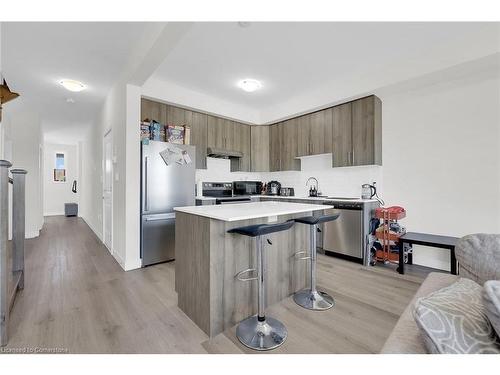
left=266, top=181, right=281, bottom=195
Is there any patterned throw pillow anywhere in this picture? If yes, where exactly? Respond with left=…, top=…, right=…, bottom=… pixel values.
left=414, top=278, right=500, bottom=354
left=483, top=280, right=500, bottom=336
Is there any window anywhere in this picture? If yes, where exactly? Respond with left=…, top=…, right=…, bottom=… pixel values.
left=53, top=152, right=66, bottom=182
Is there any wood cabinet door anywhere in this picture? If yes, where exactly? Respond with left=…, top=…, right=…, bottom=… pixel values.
left=231, top=122, right=251, bottom=171
left=332, top=102, right=352, bottom=167
left=296, top=114, right=311, bottom=156
left=250, top=125, right=270, bottom=172
left=309, top=110, right=325, bottom=155
left=280, top=119, right=300, bottom=171
left=323, top=108, right=334, bottom=154
left=352, top=96, right=381, bottom=166
left=269, top=123, right=281, bottom=171
left=207, top=116, right=225, bottom=149
left=141, top=99, right=166, bottom=124
left=191, top=112, right=208, bottom=169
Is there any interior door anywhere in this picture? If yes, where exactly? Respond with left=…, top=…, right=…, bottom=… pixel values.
left=103, top=131, right=113, bottom=252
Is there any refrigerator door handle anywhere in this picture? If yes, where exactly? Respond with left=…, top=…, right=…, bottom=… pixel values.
left=145, top=213, right=176, bottom=222
left=144, top=156, right=149, bottom=211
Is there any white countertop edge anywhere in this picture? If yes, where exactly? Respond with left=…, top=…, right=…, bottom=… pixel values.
left=175, top=201, right=334, bottom=222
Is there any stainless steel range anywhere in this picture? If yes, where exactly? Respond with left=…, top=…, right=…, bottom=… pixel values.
left=201, top=182, right=252, bottom=205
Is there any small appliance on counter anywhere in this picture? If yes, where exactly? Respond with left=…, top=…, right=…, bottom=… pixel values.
left=266, top=180, right=281, bottom=195
left=279, top=187, right=295, bottom=197
left=201, top=182, right=251, bottom=204
left=361, top=182, right=385, bottom=205
left=233, top=181, right=262, bottom=196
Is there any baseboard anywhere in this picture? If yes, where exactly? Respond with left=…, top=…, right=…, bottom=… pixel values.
left=44, top=211, right=65, bottom=217
left=113, top=251, right=126, bottom=269
left=124, top=257, right=142, bottom=271
left=81, top=215, right=103, bottom=242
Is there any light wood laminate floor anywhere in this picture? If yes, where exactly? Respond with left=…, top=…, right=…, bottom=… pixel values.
left=5, top=216, right=425, bottom=353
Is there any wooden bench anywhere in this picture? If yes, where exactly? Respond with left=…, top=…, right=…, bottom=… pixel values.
left=397, top=232, right=459, bottom=275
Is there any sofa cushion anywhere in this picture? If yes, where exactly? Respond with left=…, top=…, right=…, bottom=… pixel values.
left=380, top=272, right=458, bottom=353
left=483, top=280, right=500, bottom=336
left=414, top=278, right=500, bottom=354
left=455, top=234, right=500, bottom=285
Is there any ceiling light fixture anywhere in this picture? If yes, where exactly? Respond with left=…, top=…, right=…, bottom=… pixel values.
left=59, top=79, right=86, bottom=92
left=237, top=78, right=262, bottom=93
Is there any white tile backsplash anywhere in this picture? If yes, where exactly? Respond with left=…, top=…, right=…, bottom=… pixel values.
left=196, top=155, right=383, bottom=199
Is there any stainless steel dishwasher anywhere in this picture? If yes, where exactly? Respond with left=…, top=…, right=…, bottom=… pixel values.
left=322, top=200, right=379, bottom=265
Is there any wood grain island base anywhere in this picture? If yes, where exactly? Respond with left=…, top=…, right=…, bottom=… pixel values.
left=174, top=202, right=331, bottom=337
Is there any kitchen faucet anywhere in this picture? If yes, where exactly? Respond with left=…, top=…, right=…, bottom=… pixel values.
left=306, top=177, right=320, bottom=197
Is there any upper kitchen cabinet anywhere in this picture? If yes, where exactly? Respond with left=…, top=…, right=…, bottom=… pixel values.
left=250, top=125, right=270, bottom=172
left=296, top=114, right=311, bottom=157
left=332, top=102, right=353, bottom=167
left=141, top=98, right=167, bottom=124
left=230, top=122, right=251, bottom=172
left=309, top=110, right=326, bottom=155
left=351, top=95, right=382, bottom=166
left=190, top=112, right=208, bottom=169
left=207, top=116, right=232, bottom=150
left=279, top=119, right=300, bottom=171
left=269, top=123, right=281, bottom=171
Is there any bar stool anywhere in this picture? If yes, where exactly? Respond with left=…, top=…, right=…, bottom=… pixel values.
left=228, top=220, right=295, bottom=351
left=291, top=214, right=340, bottom=310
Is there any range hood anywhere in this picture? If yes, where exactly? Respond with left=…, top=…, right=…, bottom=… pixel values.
left=206, top=147, right=243, bottom=159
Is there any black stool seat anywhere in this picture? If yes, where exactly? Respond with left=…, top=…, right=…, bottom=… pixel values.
left=291, top=213, right=340, bottom=226
left=227, top=221, right=294, bottom=237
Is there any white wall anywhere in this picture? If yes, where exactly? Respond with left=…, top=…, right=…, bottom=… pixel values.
left=43, top=143, right=79, bottom=216
left=377, top=65, right=500, bottom=270
left=2, top=110, right=43, bottom=238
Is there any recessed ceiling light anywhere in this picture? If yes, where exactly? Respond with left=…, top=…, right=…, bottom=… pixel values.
left=238, top=79, right=262, bottom=93
left=59, top=79, right=86, bottom=92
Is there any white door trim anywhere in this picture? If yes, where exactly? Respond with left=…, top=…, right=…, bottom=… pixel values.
left=102, top=130, right=113, bottom=254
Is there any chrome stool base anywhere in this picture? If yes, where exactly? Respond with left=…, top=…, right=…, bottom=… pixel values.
left=236, top=315, right=288, bottom=351
left=293, top=289, right=334, bottom=311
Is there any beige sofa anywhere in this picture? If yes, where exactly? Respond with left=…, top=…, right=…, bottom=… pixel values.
left=381, top=234, right=500, bottom=354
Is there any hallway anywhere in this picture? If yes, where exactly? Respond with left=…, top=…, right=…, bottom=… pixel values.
left=5, top=216, right=423, bottom=353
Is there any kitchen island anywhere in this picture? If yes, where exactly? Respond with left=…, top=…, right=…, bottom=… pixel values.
left=174, top=201, right=332, bottom=337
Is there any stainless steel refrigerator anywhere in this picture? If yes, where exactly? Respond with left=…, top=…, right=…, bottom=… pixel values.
left=141, top=141, right=196, bottom=266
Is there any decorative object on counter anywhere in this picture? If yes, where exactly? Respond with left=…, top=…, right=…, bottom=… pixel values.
left=306, top=177, right=320, bottom=197
left=292, top=214, right=340, bottom=310
left=266, top=180, right=281, bottom=195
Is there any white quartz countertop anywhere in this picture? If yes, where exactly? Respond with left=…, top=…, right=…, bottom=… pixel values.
left=174, top=201, right=333, bottom=222
left=258, top=195, right=379, bottom=203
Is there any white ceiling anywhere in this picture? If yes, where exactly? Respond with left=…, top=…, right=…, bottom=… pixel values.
left=2, top=22, right=149, bottom=143
left=2, top=22, right=499, bottom=142
left=149, top=22, right=500, bottom=123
